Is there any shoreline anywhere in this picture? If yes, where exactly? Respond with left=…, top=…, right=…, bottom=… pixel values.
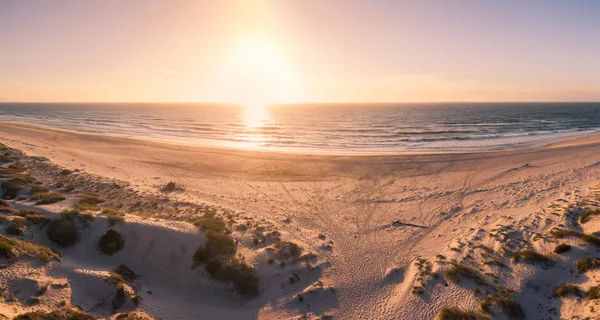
left=2, top=120, right=600, bottom=157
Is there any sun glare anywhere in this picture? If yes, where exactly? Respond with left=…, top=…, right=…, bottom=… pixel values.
left=215, top=38, right=299, bottom=118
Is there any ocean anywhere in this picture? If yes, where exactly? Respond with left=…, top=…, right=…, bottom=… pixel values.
left=1, top=102, right=599, bottom=153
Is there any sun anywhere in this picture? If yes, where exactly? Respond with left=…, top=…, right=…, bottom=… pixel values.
left=214, top=38, right=300, bottom=115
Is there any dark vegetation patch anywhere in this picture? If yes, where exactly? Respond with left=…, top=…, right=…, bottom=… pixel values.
left=14, top=307, right=95, bottom=320
left=30, top=185, right=50, bottom=195
left=479, top=289, right=525, bottom=319
left=443, top=263, right=486, bottom=285
left=575, top=256, right=600, bottom=273
left=6, top=217, right=27, bottom=235
left=550, top=229, right=600, bottom=246
left=580, top=208, right=600, bottom=223
left=161, top=181, right=177, bottom=193
left=554, top=243, right=571, bottom=254
left=511, top=249, right=554, bottom=266
left=47, top=219, right=78, bottom=247
left=192, top=226, right=258, bottom=296
left=75, top=193, right=105, bottom=211
left=103, top=208, right=125, bottom=226
left=0, top=234, right=59, bottom=262
left=193, top=217, right=228, bottom=233
left=437, top=307, right=489, bottom=320
left=114, top=264, right=137, bottom=281
left=61, top=209, right=95, bottom=227
left=99, top=229, right=125, bottom=255
left=33, top=191, right=66, bottom=205
left=588, top=286, right=600, bottom=300
left=274, top=241, right=303, bottom=260
left=553, top=283, right=583, bottom=297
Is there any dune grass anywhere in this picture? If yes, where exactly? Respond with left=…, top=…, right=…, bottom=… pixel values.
left=588, top=286, right=600, bottom=300
left=75, top=193, right=105, bottom=211
left=274, top=241, right=303, bottom=260
left=99, top=229, right=125, bottom=255
left=103, top=208, right=125, bottom=226
left=0, top=234, right=59, bottom=262
left=14, top=307, right=95, bottom=320
left=550, top=229, right=600, bottom=246
left=33, top=191, right=66, bottom=205
left=511, top=249, right=554, bottom=266
left=193, top=217, right=227, bottom=233
left=575, top=256, right=600, bottom=273
left=443, top=263, right=486, bottom=285
left=114, top=264, right=137, bottom=281
left=554, top=283, right=583, bottom=297
left=437, top=307, right=489, bottom=320
left=580, top=208, right=600, bottom=223
left=6, top=217, right=27, bottom=235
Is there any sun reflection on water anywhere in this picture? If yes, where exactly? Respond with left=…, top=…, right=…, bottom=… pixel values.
left=231, top=104, right=272, bottom=150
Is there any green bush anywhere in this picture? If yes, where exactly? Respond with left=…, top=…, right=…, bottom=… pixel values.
left=99, top=230, right=125, bottom=255
left=47, top=219, right=78, bottom=247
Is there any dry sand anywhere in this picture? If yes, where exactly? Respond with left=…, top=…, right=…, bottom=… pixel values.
left=1, top=121, right=600, bottom=319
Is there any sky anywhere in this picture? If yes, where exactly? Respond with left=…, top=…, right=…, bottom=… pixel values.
left=1, top=0, right=600, bottom=103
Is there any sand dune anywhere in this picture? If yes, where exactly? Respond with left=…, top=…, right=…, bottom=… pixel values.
left=1, top=121, right=600, bottom=319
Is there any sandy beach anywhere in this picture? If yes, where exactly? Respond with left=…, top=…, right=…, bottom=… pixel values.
left=1, top=121, right=600, bottom=319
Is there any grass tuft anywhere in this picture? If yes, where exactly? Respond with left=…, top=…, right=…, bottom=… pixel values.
left=511, top=249, right=554, bottom=266
left=443, top=263, right=486, bottom=285
left=575, top=256, right=600, bottom=273
left=553, top=283, right=583, bottom=297
left=75, top=193, right=105, bottom=211
left=0, top=234, right=60, bottom=263
left=550, top=229, right=600, bottom=246
left=437, top=307, right=489, bottom=320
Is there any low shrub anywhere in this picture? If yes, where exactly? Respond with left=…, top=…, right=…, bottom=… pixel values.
left=204, top=256, right=259, bottom=296
left=47, top=219, right=78, bottom=247
left=575, top=257, right=600, bottom=273
left=99, top=230, right=125, bottom=255
left=554, top=243, right=571, bottom=254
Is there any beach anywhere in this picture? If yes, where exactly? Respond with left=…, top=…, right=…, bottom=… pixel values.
left=1, top=121, right=600, bottom=319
